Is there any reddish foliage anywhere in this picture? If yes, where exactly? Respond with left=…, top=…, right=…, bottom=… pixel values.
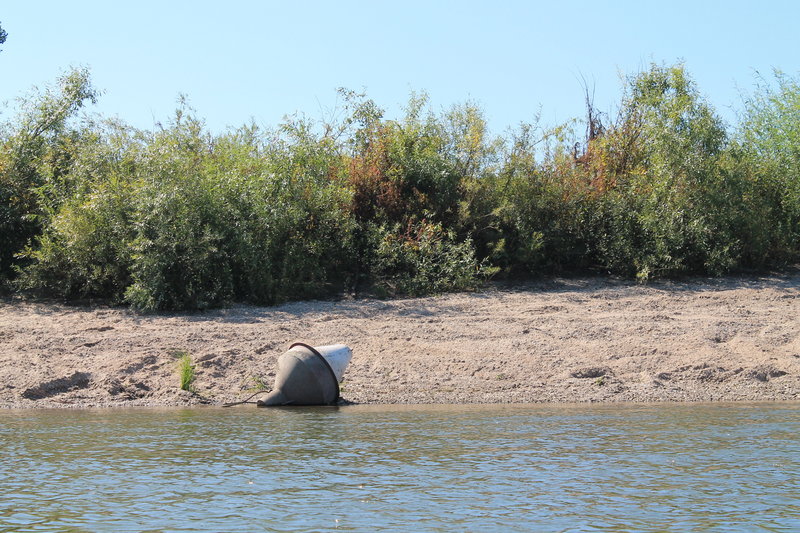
left=347, top=128, right=405, bottom=222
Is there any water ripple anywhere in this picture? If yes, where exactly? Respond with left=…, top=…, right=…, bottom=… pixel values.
left=1, top=403, right=798, bottom=531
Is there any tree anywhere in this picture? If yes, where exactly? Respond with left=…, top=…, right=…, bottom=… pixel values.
left=0, top=67, right=98, bottom=282
left=0, top=22, right=7, bottom=50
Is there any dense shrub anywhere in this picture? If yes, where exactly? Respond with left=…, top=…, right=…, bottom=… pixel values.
left=2, top=63, right=799, bottom=309
left=348, top=93, right=464, bottom=227
left=737, top=71, right=800, bottom=262
left=0, top=68, right=97, bottom=286
left=16, top=175, right=136, bottom=301
left=370, top=221, right=492, bottom=297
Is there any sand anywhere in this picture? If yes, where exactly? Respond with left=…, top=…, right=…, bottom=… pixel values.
left=1, top=272, right=798, bottom=408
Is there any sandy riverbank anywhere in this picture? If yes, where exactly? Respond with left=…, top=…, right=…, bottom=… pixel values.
left=1, top=272, right=798, bottom=408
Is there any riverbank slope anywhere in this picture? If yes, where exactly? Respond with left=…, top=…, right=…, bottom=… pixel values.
left=1, top=272, right=798, bottom=407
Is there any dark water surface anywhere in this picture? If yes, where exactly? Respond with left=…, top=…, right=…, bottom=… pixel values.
left=1, top=403, right=798, bottom=532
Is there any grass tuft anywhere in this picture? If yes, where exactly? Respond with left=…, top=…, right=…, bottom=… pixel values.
left=175, top=350, right=196, bottom=392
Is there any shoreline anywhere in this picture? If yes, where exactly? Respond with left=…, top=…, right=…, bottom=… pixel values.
left=3, top=400, right=800, bottom=411
left=1, top=272, right=798, bottom=408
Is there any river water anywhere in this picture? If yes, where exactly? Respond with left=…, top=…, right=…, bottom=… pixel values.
left=1, top=403, right=798, bottom=532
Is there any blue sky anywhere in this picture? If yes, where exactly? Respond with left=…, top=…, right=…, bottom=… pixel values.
left=1, top=1, right=798, bottom=135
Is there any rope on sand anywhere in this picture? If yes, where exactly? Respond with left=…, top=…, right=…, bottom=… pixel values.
left=222, top=390, right=270, bottom=407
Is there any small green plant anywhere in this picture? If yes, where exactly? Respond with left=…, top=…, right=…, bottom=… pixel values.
left=175, top=350, right=196, bottom=392
left=248, top=375, right=270, bottom=392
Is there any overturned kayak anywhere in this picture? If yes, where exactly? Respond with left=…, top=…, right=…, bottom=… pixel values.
left=257, top=343, right=352, bottom=407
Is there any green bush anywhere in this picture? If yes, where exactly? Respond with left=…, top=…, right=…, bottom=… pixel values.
left=16, top=176, right=135, bottom=301
left=581, top=64, right=744, bottom=278
left=124, top=177, right=235, bottom=311
left=5, top=64, right=800, bottom=309
left=370, top=221, right=493, bottom=296
left=0, top=68, right=97, bottom=284
left=738, top=71, right=800, bottom=261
